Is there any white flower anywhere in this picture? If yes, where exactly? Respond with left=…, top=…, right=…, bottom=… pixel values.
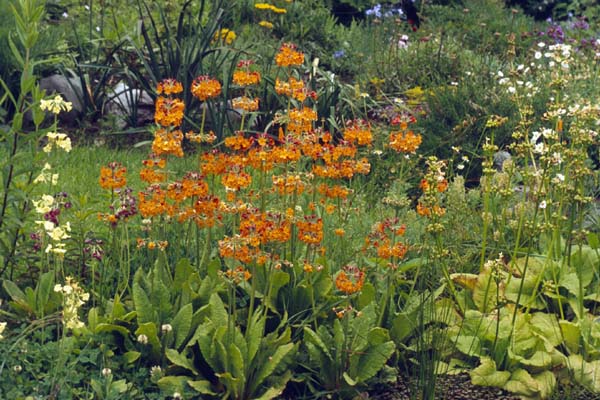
left=102, top=368, right=112, bottom=377
left=150, top=365, right=162, bottom=377
left=534, top=51, right=542, bottom=59
left=137, top=334, right=149, bottom=344
left=507, top=86, right=516, bottom=94
left=537, top=42, right=546, bottom=48
left=62, top=12, right=68, bottom=18
left=457, top=164, right=465, bottom=170
left=556, top=173, right=565, bottom=182
left=539, top=201, right=547, bottom=209
left=0, top=321, right=6, bottom=340
left=161, top=324, right=173, bottom=333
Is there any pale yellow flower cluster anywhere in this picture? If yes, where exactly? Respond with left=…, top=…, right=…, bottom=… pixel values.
left=33, top=163, right=59, bottom=185
left=54, top=277, right=89, bottom=330
left=39, top=95, right=73, bottom=115
left=44, top=132, right=72, bottom=153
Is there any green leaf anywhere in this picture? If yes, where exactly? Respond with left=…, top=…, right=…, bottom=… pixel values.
left=187, top=380, right=216, bottom=395
left=133, top=272, right=156, bottom=324
left=3, top=279, right=31, bottom=312
left=304, top=327, right=332, bottom=360
left=355, top=341, right=395, bottom=382
left=253, top=343, right=295, bottom=391
left=246, top=308, right=265, bottom=363
left=530, top=312, right=562, bottom=347
left=95, top=323, right=131, bottom=336
left=157, top=376, right=188, bottom=395
left=559, top=320, right=581, bottom=354
left=174, top=258, right=194, bottom=289
left=209, top=293, right=228, bottom=328
left=503, top=368, right=550, bottom=398
left=588, top=233, right=600, bottom=250
left=368, top=327, right=390, bottom=345
left=136, top=323, right=161, bottom=360
left=357, top=282, right=376, bottom=310
left=35, top=272, right=54, bottom=316
left=124, top=351, right=141, bottom=364
left=454, top=335, right=482, bottom=358
left=470, top=357, right=510, bottom=388
left=254, top=370, right=292, bottom=400
left=568, top=354, right=600, bottom=393
left=171, top=303, right=193, bottom=349
left=343, top=372, right=357, bottom=386
left=165, top=348, right=198, bottom=375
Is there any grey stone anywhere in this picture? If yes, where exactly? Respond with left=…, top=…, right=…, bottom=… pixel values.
left=104, top=82, right=154, bottom=129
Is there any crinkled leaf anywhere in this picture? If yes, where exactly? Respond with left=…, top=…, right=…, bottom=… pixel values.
left=253, top=343, right=295, bottom=390
left=559, top=320, right=581, bottom=354
left=354, top=341, right=395, bottom=383
left=530, top=312, right=562, bottom=347
left=166, top=348, right=198, bottom=375
left=568, top=354, right=600, bottom=393
left=470, top=357, right=510, bottom=388
left=157, top=376, right=187, bottom=396
left=187, top=380, right=215, bottom=395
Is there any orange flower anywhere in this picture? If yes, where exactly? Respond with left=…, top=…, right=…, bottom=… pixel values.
left=232, top=96, right=259, bottom=112
left=224, top=266, right=252, bottom=283
left=152, top=128, right=184, bottom=157
left=156, top=78, right=183, bottom=95
left=389, top=130, right=422, bottom=153
left=222, top=170, right=252, bottom=191
left=297, top=216, right=323, bottom=245
left=99, top=162, right=126, bottom=190
left=233, top=70, right=261, bottom=86
left=288, top=107, right=318, bottom=135
left=224, top=132, right=254, bottom=151
left=335, top=267, right=365, bottom=294
left=343, top=120, right=373, bottom=146
left=191, top=76, right=222, bottom=101
left=275, top=43, right=304, bottom=67
left=154, top=97, right=185, bottom=127
left=275, top=77, right=307, bottom=101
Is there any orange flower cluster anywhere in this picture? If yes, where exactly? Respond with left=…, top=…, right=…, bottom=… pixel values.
left=222, top=170, right=252, bottom=191
left=297, top=215, right=323, bottom=245
left=154, top=97, right=185, bottom=127
left=287, top=107, right=318, bottom=134
left=185, top=130, right=216, bottom=144
left=191, top=75, right=222, bottom=101
left=224, top=266, right=252, bottom=284
left=152, top=128, right=184, bottom=157
left=416, top=203, right=446, bottom=217
left=343, top=120, right=373, bottom=146
left=99, top=162, right=127, bottom=190
left=416, top=157, right=448, bottom=218
left=156, top=78, right=183, bottom=95
left=232, top=96, right=259, bottom=112
left=233, top=70, right=261, bottom=86
left=139, top=185, right=171, bottom=218
left=335, top=266, right=365, bottom=294
left=224, top=132, right=254, bottom=151
left=317, top=183, right=350, bottom=199
left=140, top=156, right=167, bottom=184
left=389, top=130, right=422, bottom=153
left=365, top=218, right=409, bottom=262
left=272, top=174, right=305, bottom=195
left=419, top=178, right=448, bottom=193
left=275, top=77, right=307, bottom=101
left=239, top=208, right=291, bottom=246
left=136, top=238, right=169, bottom=250
left=192, top=195, right=221, bottom=228
left=275, top=43, right=304, bottom=67
left=219, top=235, right=265, bottom=265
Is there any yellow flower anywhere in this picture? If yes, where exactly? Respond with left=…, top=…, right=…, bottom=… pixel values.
left=0, top=321, right=6, bottom=340
left=40, top=95, right=73, bottom=114
left=258, top=20, right=274, bottom=29
left=214, top=28, right=236, bottom=44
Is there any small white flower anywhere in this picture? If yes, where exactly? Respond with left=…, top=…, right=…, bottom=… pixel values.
left=14, top=365, right=22, bottom=373
left=539, top=201, right=547, bottom=209
left=161, top=324, right=173, bottom=333
left=0, top=321, right=6, bottom=340
left=137, top=334, right=149, bottom=344
left=62, top=12, right=68, bottom=18
left=537, top=42, right=546, bottom=48
left=507, top=86, right=516, bottom=94
left=102, top=368, right=112, bottom=377
left=556, top=173, right=565, bottom=182
left=457, top=164, right=465, bottom=170
left=535, top=51, right=542, bottom=59
left=150, top=365, right=162, bottom=377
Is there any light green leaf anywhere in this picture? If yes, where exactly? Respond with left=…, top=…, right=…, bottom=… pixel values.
left=187, top=380, right=216, bottom=395
left=157, top=376, right=188, bottom=395
left=254, top=370, right=292, bottom=400
left=133, top=273, right=156, bottom=324
left=343, top=372, right=357, bottom=386
left=470, top=357, right=510, bottom=388
left=124, top=351, right=141, bottom=364
left=368, top=327, right=390, bottom=345
left=559, top=320, right=581, bottom=354
left=228, top=343, right=245, bottom=381
left=503, top=368, right=545, bottom=397
left=35, top=272, right=54, bottom=316
left=568, top=354, right=600, bottom=393
left=209, top=293, right=228, bottom=328
left=95, top=323, right=131, bottom=336
left=304, top=327, right=332, bottom=360
left=530, top=312, right=562, bottom=347
left=454, top=335, right=482, bottom=358
left=357, top=282, right=376, bottom=310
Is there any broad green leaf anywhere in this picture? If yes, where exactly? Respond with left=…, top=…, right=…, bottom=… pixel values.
left=354, top=341, right=395, bottom=382
left=343, top=372, right=357, bottom=386
left=209, top=293, right=228, bottom=328
left=470, top=357, right=510, bottom=388
left=503, top=368, right=546, bottom=398
left=568, top=354, right=600, bottom=393
left=174, top=258, right=194, bottom=289
left=165, top=348, right=198, bottom=375
left=3, top=279, right=28, bottom=306
left=253, top=343, right=295, bottom=391
left=228, top=343, right=245, bottom=382
left=216, top=372, right=240, bottom=398
left=530, top=312, right=562, bottom=347
left=587, top=233, right=600, bottom=250
left=454, top=335, right=482, bottom=358
left=450, top=273, right=479, bottom=291
left=391, top=312, right=417, bottom=343
left=559, top=320, right=581, bottom=354
left=109, top=379, right=129, bottom=395
left=246, top=309, right=265, bottom=363
left=187, top=380, right=216, bottom=395
left=88, top=307, right=99, bottom=331
left=368, top=327, right=390, bottom=345
left=171, top=303, right=193, bottom=348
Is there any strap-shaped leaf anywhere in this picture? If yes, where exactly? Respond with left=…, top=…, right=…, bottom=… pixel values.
left=165, top=348, right=199, bottom=375
left=354, top=341, right=395, bottom=383
left=304, top=327, right=333, bottom=360
left=171, top=303, right=193, bottom=349
left=251, top=343, right=295, bottom=394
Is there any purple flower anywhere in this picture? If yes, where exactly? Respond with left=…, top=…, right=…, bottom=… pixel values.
left=333, top=50, right=345, bottom=59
